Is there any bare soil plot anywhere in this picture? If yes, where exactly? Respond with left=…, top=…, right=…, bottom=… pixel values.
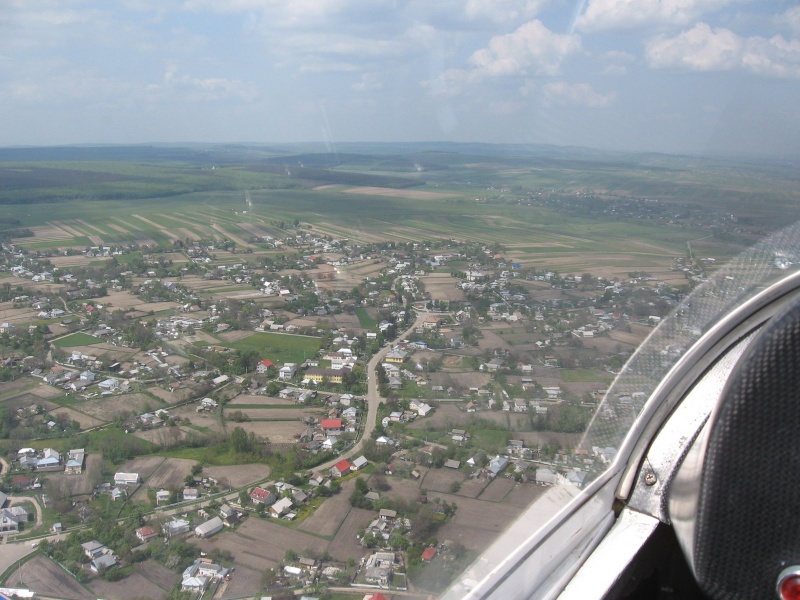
left=147, top=385, right=196, bottom=405
left=45, top=453, right=103, bottom=497
left=48, top=255, right=100, bottom=268
left=419, top=273, right=466, bottom=302
left=171, top=403, right=224, bottom=433
left=146, top=457, right=198, bottom=489
left=344, top=186, right=458, bottom=200
left=372, top=474, right=423, bottom=502
left=133, top=426, right=188, bottom=447
left=503, top=483, right=548, bottom=509
left=332, top=313, right=361, bottom=329
left=224, top=407, right=319, bottom=420
left=0, top=378, right=42, bottom=396
left=432, top=494, right=523, bottom=554
left=477, top=330, right=513, bottom=353
left=217, top=330, right=254, bottom=343
left=419, top=468, right=465, bottom=494
left=427, top=371, right=491, bottom=390
left=194, top=518, right=324, bottom=571
left=78, top=393, right=160, bottom=421
left=236, top=420, right=307, bottom=443
left=202, top=463, right=271, bottom=488
left=53, top=407, right=105, bottom=429
left=28, top=383, right=66, bottom=399
left=134, top=559, right=179, bottom=591
left=327, top=506, right=375, bottom=562
left=455, top=476, right=490, bottom=499
left=512, top=431, right=582, bottom=450
left=6, top=555, right=93, bottom=600
left=227, top=395, right=295, bottom=407
left=477, top=477, right=516, bottom=502
left=88, top=570, right=168, bottom=600
left=299, top=480, right=355, bottom=537
left=117, top=456, right=167, bottom=480
left=216, top=563, right=261, bottom=600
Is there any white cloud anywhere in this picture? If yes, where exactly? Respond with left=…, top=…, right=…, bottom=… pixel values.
left=468, top=20, right=581, bottom=77
left=464, top=0, right=548, bottom=25
left=152, top=66, right=257, bottom=101
left=646, top=23, right=800, bottom=78
left=784, top=6, right=800, bottom=35
left=353, top=73, right=383, bottom=92
left=542, top=81, right=616, bottom=107
left=576, top=0, right=734, bottom=33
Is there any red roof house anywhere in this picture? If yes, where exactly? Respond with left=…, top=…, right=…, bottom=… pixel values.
left=256, top=359, right=275, bottom=373
left=321, top=419, right=342, bottom=431
left=249, top=487, right=276, bottom=505
left=331, top=459, right=351, bottom=478
left=421, top=546, right=437, bottom=561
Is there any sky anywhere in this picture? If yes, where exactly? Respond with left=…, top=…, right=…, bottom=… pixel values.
left=1, top=0, right=800, bottom=158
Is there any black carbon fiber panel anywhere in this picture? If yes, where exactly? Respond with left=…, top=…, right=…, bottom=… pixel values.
left=695, top=295, right=800, bottom=599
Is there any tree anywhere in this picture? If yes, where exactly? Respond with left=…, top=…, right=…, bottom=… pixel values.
left=284, top=549, right=298, bottom=563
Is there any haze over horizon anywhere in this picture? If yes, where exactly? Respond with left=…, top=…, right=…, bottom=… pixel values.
left=2, top=1, right=800, bottom=159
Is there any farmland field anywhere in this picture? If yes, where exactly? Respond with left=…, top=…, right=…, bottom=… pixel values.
left=220, top=331, right=321, bottom=364
left=327, top=506, right=375, bottom=562
left=51, top=332, right=103, bottom=347
left=193, top=517, right=325, bottom=571
left=6, top=555, right=93, bottom=600
left=202, top=463, right=271, bottom=488
left=77, top=392, right=163, bottom=422
left=298, top=478, right=357, bottom=537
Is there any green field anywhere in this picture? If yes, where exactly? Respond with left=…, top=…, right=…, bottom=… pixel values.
left=221, top=332, right=321, bottom=364
left=51, top=332, right=104, bottom=348
left=2, top=143, right=797, bottom=278
left=355, top=307, right=377, bottom=329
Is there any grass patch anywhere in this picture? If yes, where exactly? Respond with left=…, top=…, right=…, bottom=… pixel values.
left=560, top=368, right=605, bottom=383
left=221, top=331, right=321, bottom=364
left=355, top=307, right=377, bottom=329
left=472, top=429, right=510, bottom=452
left=51, top=332, right=103, bottom=348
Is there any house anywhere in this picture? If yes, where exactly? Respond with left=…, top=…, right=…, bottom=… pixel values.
left=114, top=472, right=140, bottom=486
left=536, top=468, right=559, bottom=486
left=384, top=349, right=407, bottom=364
left=194, top=516, right=224, bottom=538
left=183, top=488, right=199, bottom=502
left=219, top=503, right=239, bottom=524
left=0, top=508, right=22, bottom=532
left=421, top=546, right=437, bottom=561
left=321, top=418, right=342, bottom=432
left=136, top=526, right=158, bottom=543
left=331, top=459, right=351, bottom=478
left=256, top=359, right=275, bottom=374
left=163, top=518, right=191, bottom=537
left=308, top=473, right=325, bottom=487
left=82, top=540, right=107, bottom=559
left=487, top=455, right=509, bottom=476
left=98, top=377, right=120, bottom=391
left=269, top=497, right=293, bottom=517
left=91, top=552, right=117, bottom=572
left=65, top=449, right=85, bottom=474
left=181, top=576, right=210, bottom=593
left=444, top=459, right=461, bottom=469
left=250, top=487, right=276, bottom=505
left=352, top=455, right=368, bottom=470
left=279, top=363, right=298, bottom=380
left=156, top=489, right=171, bottom=504
left=111, top=487, right=126, bottom=501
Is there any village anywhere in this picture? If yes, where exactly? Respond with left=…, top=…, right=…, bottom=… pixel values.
left=0, top=225, right=707, bottom=600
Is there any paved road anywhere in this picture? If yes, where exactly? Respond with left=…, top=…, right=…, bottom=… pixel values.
left=314, top=312, right=429, bottom=472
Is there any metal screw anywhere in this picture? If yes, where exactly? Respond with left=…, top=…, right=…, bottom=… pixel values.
left=644, top=472, right=657, bottom=486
